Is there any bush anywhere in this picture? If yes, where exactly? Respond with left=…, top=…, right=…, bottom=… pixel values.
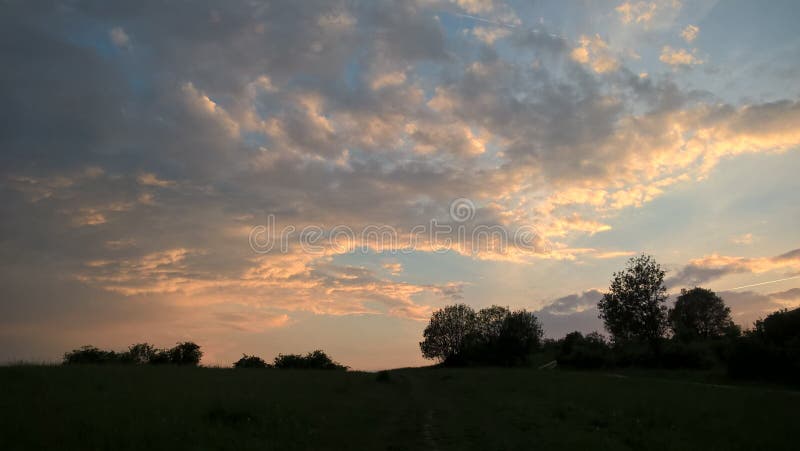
left=62, top=342, right=203, bottom=366
left=233, top=354, right=270, bottom=368
left=659, top=340, right=716, bottom=369
left=727, top=308, right=800, bottom=382
left=375, top=370, right=391, bottom=382
left=123, top=343, right=157, bottom=364
left=63, top=346, right=122, bottom=365
left=273, top=350, right=347, bottom=370
left=556, top=332, right=611, bottom=369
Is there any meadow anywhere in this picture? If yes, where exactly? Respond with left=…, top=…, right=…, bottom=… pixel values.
left=0, top=365, right=796, bottom=450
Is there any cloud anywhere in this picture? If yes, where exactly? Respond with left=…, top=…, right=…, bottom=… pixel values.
left=668, top=248, right=800, bottom=287
left=731, top=233, right=754, bottom=245
left=541, top=289, right=604, bottom=315
left=109, top=26, right=130, bottom=48
left=718, top=288, right=800, bottom=327
left=382, top=262, right=404, bottom=275
left=659, top=46, right=703, bottom=66
left=681, top=24, right=699, bottom=43
left=137, top=173, right=175, bottom=187
left=471, top=26, right=511, bottom=45
left=571, top=34, right=619, bottom=73
left=615, top=1, right=682, bottom=27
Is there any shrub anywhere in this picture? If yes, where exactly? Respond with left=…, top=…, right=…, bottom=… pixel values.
left=122, top=343, right=157, bottom=364
left=63, top=346, right=121, bottom=365
left=273, top=350, right=347, bottom=370
left=556, top=332, right=611, bottom=369
left=727, top=308, right=800, bottom=382
left=659, top=340, right=716, bottom=369
left=233, top=354, right=270, bottom=369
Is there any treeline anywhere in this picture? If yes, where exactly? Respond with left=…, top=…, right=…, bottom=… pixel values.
left=64, top=342, right=202, bottom=366
left=421, top=254, right=800, bottom=383
left=63, top=342, right=346, bottom=370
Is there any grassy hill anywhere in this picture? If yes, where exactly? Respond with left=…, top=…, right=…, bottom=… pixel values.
left=0, top=365, right=796, bottom=450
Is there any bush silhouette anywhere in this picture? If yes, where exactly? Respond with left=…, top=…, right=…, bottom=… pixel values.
left=123, top=343, right=157, bottom=364
left=233, top=354, right=270, bottom=368
left=728, top=307, right=800, bottom=381
left=273, top=350, right=347, bottom=370
left=556, top=332, right=611, bottom=369
left=62, top=342, right=203, bottom=366
left=63, top=345, right=122, bottom=365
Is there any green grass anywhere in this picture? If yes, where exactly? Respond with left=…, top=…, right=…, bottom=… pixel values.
left=0, top=365, right=796, bottom=450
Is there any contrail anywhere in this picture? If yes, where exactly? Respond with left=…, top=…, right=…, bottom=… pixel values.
left=453, top=12, right=518, bottom=29
left=725, top=275, right=800, bottom=291
left=451, top=12, right=564, bottom=40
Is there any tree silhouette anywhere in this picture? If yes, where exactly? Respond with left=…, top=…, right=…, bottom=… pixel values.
left=420, top=304, right=543, bottom=366
left=492, top=309, right=544, bottom=365
left=669, top=287, right=734, bottom=341
left=167, top=342, right=203, bottom=366
left=598, top=254, right=668, bottom=343
left=419, top=304, right=477, bottom=364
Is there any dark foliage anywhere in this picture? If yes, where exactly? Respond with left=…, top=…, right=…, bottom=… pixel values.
left=63, top=346, right=122, bottom=365
left=63, top=342, right=203, bottom=366
left=420, top=304, right=543, bottom=366
left=273, top=350, right=347, bottom=370
left=753, top=307, right=800, bottom=345
left=727, top=308, right=800, bottom=382
left=598, top=254, right=669, bottom=343
left=669, top=287, right=734, bottom=341
left=555, top=332, right=611, bottom=369
left=419, top=304, right=477, bottom=364
left=124, top=343, right=157, bottom=364
left=167, top=342, right=203, bottom=366
left=233, top=354, right=270, bottom=369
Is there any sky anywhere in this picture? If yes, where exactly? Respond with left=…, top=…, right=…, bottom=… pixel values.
left=1, top=0, right=799, bottom=370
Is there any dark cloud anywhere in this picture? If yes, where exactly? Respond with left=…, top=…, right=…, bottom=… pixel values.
left=667, top=248, right=800, bottom=288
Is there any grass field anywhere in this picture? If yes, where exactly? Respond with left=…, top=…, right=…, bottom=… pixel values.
left=0, top=365, right=796, bottom=450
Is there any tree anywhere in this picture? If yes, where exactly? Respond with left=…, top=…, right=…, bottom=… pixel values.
left=598, top=254, right=668, bottom=343
left=476, top=305, right=509, bottom=339
left=167, top=342, right=202, bottom=366
left=419, top=304, right=477, bottom=364
left=556, top=331, right=610, bottom=368
left=669, top=287, right=734, bottom=341
left=420, top=304, right=543, bottom=366
left=233, top=354, right=270, bottom=368
left=493, top=309, right=544, bottom=365
left=753, top=307, right=800, bottom=345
